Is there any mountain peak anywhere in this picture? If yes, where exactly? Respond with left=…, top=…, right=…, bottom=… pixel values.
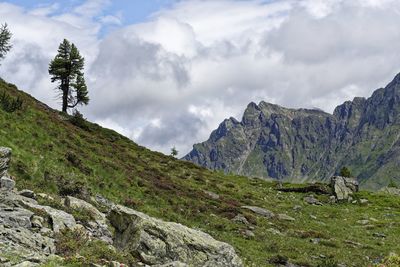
left=185, top=71, right=400, bottom=189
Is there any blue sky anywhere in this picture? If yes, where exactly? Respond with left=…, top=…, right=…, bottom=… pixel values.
left=6, top=0, right=175, bottom=24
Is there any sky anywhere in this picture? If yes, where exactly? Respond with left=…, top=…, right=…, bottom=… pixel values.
left=1, top=0, right=400, bottom=156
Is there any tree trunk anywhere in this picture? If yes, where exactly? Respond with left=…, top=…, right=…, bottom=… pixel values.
left=61, top=80, right=68, bottom=113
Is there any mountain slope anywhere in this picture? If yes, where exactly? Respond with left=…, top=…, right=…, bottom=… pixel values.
left=184, top=73, right=400, bottom=190
left=1, top=78, right=400, bottom=266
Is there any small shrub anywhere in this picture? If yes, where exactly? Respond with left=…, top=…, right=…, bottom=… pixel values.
left=56, top=174, right=90, bottom=199
left=0, top=91, right=23, bottom=113
left=339, top=167, right=352, bottom=177
left=55, top=228, right=88, bottom=257
left=123, top=197, right=143, bottom=208
left=69, top=110, right=91, bottom=131
left=269, top=255, right=288, bottom=265
left=388, top=179, right=398, bottom=188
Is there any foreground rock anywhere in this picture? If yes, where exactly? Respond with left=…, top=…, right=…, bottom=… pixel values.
left=0, top=191, right=56, bottom=266
left=108, top=205, right=243, bottom=267
left=0, top=146, right=243, bottom=266
left=330, top=176, right=359, bottom=200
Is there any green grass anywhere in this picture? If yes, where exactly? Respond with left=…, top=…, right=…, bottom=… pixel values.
left=1, top=79, right=400, bottom=266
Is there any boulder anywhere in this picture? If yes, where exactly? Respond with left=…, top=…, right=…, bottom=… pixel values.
left=19, top=190, right=36, bottom=199
left=65, top=196, right=105, bottom=222
left=20, top=199, right=76, bottom=234
left=232, top=214, right=249, bottom=225
left=0, top=147, right=11, bottom=177
left=241, top=206, right=275, bottom=219
left=0, top=176, right=15, bottom=191
left=304, top=195, right=322, bottom=205
left=203, top=190, right=220, bottom=200
left=330, top=176, right=359, bottom=200
left=64, top=196, right=112, bottom=244
left=108, top=205, right=243, bottom=267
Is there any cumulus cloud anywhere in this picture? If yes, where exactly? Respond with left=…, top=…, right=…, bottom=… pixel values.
left=1, top=0, right=400, bottom=155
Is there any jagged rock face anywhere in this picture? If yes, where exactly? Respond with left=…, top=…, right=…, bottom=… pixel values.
left=108, top=205, right=243, bottom=267
left=184, top=73, right=400, bottom=189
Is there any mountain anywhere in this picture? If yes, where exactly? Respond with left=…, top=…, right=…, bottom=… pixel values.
left=184, top=73, right=400, bottom=190
left=1, top=77, right=400, bottom=266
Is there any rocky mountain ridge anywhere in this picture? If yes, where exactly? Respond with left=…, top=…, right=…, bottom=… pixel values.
left=184, top=73, right=400, bottom=189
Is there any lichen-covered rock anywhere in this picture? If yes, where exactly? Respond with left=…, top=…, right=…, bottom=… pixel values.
left=0, top=176, right=15, bottom=191
left=0, top=147, right=11, bottom=178
left=16, top=195, right=76, bottom=234
left=331, top=176, right=359, bottom=200
left=108, top=205, right=243, bottom=267
left=64, top=196, right=113, bottom=244
left=241, top=206, right=275, bottom=219
left=0, top=191, right=55, bottom=266
left=65, top=196, right=105, bottom=222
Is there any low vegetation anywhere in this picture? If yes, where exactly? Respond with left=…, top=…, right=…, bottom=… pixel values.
left=0, top=79, right=399, bottom=266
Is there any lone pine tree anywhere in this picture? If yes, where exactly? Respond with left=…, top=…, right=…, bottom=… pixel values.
left=49, top=39, right=89, bottom=113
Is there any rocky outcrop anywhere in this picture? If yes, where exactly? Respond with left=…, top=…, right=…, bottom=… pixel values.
left=330, top=176, right=359, bottom=201
left=108, top=205, right=243, bottom=267
left=0, top=147, right=15, bottom=191
left=0, top=147, right=11, bottom=177
left=184, top=73, right=400, bottom=189
left=0, top=146, right=243, bottom=266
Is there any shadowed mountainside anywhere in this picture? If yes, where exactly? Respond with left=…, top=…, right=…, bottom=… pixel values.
left=185, top=73, right=400, bottom=190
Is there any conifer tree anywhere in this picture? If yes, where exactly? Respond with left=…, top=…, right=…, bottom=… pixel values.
left=0, top=23, right=12, bottom=63
left=49, top=39, right=89, bottom=113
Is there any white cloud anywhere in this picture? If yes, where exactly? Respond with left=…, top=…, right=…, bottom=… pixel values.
left=1, top=0, right=400, bottom=155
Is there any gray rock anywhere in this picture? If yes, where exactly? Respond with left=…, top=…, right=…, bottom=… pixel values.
left=241, top=206, right=275, bottom=219
left=203, top=190, right=220, bottom=200
left=30, top=215, right=44, bottom=229
left=93, top=194, right=115, bottom=211
left=360, top=199, right=369, bottom=204
left=330, top=176, right=359, bottom=201
left=304, top=196, right=322, bottom=205
left=1, top=176, right=15, bottom=191
left=108, top=205, right=243, bottom=267
left=64, top=196, right=112, bottom=243
left=12, top=261, right=39, bottom=267
left=0, top=147, right=11, bottom=177
left=357, top=219, right=369, bottom=225
left=277, top=214, right=295, bottom=221
left=19, top=190, right=36, bottom=199
left=293, top=205, right=302, bottom=211
left=243, top=230, right=255, bottom=238
left=65, top=196, right=105, bottom=222
left=20, top=199, right=76, bottom=234
left=232, top=214, right=249, bottom=225
left=0, top=205, right=33, bottom=228
left=153, top=262, right=189, bottom=267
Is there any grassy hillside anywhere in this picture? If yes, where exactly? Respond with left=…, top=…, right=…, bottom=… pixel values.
left=1, top=78, right=399, bottom=267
